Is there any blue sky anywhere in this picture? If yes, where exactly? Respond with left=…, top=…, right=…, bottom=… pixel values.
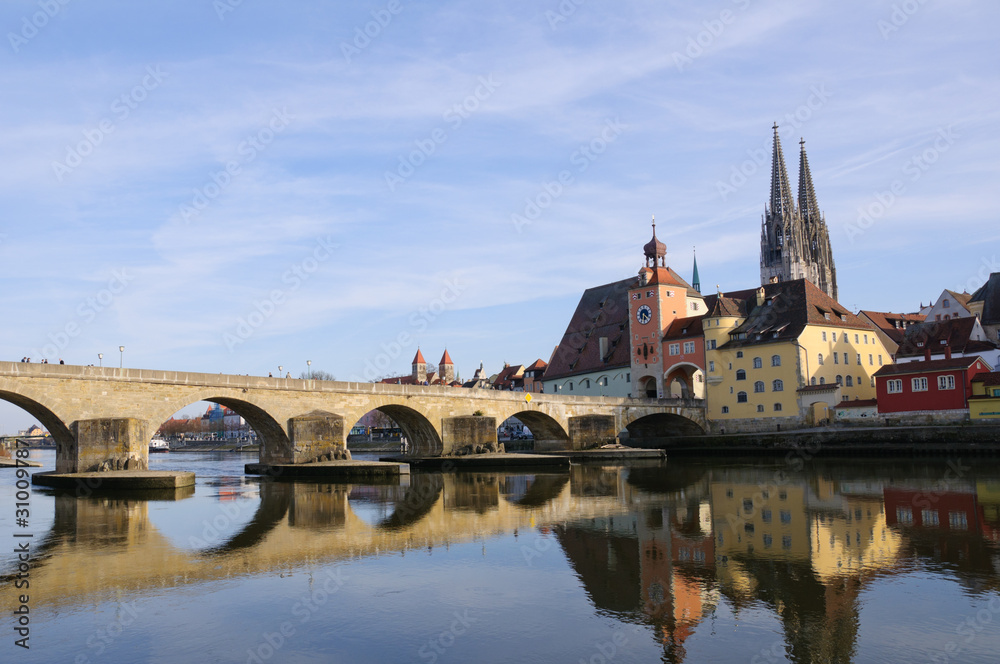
left=1, top=0, right=998, bottom=432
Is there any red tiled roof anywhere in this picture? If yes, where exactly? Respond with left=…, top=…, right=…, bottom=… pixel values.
left=412, top=349, right=426, bottom=365
left=972, top=371, right=1000, bottom=386
left=525, top=358, right=547, bottom=371
left=896, top=317, right=998, bottom=358
left=543, top=278, right=633, bottom=381
left=439, top=349, right=453, bottom=366
left=873, top=356, right=986, bottom=377
left=858, top=310, right=925, bottom=344
left=663, top=315, right=704, bottom=340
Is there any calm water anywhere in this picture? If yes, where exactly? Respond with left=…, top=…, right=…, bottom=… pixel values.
left=3, top=450, right=1000, bottom=663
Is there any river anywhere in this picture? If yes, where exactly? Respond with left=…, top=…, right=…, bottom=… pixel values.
left=2, top=449, right=999, bottom=663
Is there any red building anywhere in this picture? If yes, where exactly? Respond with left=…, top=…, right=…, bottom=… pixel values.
left=873, top=355, right=990, bottom=413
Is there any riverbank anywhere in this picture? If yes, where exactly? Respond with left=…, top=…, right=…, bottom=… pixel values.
left=644, top=423, right=1000, bottom=456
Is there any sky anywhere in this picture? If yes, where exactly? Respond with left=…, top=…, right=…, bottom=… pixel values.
left=1, top=0, right=998, bottom=433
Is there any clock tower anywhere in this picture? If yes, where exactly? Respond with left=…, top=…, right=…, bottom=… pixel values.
left=628, top=217, right=694, bottom=398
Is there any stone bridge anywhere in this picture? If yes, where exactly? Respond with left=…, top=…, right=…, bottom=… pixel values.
left=0, top=362, right=706, bottom=472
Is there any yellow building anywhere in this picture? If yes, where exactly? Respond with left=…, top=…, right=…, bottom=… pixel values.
left=969, top=372, right=1000, bottom=420
left=704, top=279, right=890, bottom=430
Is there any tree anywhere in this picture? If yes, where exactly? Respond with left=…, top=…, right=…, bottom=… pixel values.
left=300, top=370, right=336, bottom=381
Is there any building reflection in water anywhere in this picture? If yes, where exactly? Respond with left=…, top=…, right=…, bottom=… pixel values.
left=6, top=460, right=1000, bottom=663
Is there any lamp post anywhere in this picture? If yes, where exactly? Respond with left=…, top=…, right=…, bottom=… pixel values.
left=278, top=365, right=283, bottom=378
left=98, top=353, right=103, bottom=367
left=307, top=360, right=312, bottom=379
left=119, top=346, right=124, bottom=369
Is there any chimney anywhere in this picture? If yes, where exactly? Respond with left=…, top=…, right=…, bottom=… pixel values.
left=944, top=345, right=952, bottom=360
left=924, top=346, right=932, bottom=361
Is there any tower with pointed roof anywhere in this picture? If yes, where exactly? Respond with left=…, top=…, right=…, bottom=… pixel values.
left=760, top=125, right=838, bottom=300
left=411, top=348, right=427, bottom=384
left=692, top=248, right=701, bottom=294
left=439, top=349, right=455, bottom=384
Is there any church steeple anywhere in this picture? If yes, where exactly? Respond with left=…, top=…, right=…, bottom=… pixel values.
left=760, top=126, right=838, bottom=301
left=769, top=123, right=796, bottom=223
left=797, top=138, right=820, bottom=225
left=692, top=247, right=701, bottom=294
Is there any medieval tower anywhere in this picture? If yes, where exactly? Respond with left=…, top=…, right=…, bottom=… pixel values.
left=760, top=124, right=838, bottom=300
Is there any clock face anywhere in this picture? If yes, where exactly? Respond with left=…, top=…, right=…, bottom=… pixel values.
left=636, top=304, right=652, bottom=325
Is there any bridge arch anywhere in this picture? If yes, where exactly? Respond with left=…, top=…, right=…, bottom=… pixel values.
left=621, top=411, right=705, bottom=442
left=345, top=404, right=443, bottom=457
left=501, top=409, right=570, bottom=450
left=0, top=388, right=75, bottom=448
left=148, top=395, right=291, bottom=462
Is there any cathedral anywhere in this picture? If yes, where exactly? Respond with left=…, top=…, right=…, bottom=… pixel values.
left=760, top=124, right=838, bottom=300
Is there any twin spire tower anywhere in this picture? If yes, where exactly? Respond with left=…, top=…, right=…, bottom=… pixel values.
left=760, top=123, right=838, bottom=300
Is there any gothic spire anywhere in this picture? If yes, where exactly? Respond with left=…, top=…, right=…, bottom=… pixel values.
left=797, top=137, right=821, bottom=226
left=769, top=123, right=796, bottom=221
left=692, top=247, right=701, bottom=294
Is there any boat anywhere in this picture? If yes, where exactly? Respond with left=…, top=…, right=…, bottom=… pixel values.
left=149, top=438, right=170, bottom=453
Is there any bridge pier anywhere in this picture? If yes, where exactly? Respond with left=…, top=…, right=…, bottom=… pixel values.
left=58, top=418, right=150, bottom=473
left=441, top=416, right=497, bottom=455
left=280, top=412, right=347, bottom=464
left=568, top=415, right=617, bottom=450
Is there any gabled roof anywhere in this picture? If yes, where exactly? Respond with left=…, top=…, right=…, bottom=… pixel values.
left=944, top=290, right=973, bottom=311
left=970, top=273, right=1000, bottom=325
left=873, top=356, right=988, bottom=377
left=716, top=279, right=872, bottom=349
left=895, top=317, right=997, bottom=358
left=543, top=278, right=633, bottom=381
left=525, top=358, right=548, bottom=371
left=493, top=364, right=525, bottom=389
left=663, top=315, right=705, bottom=340
left=858, top=310, right=926, bottom=344
left=972, top=371, right=1000, bottom=386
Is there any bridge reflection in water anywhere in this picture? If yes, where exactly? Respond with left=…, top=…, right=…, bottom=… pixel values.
left=5, top=459, right=1000, bottom=663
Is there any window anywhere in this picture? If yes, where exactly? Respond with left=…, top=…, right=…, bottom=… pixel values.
left=857, top=354, right=862, bottom=365
left=887, top=379, right=903, bottom=393
left=668, top=343, right=680, bottom=355
left=943, top=298, right=950, bottom=309
left=834, top=353, right=839, bottom=364
left=568, top=382, right=574, bottom=391
left=858, top=376, right=864, bottom=387
left=843, top=352, right=849, bottom=364
left=771, top=355, right=781, bottom=367
left=736, top=351, right=744, bottom=358
left=864, top=335, right=868, bottom=344
left=743, top=499, right=754, bottom=513
left=737, top=391, right=748, bottom=403
left=779, top=491, right=787, bottom=501
left=709, top=361, right=715, bottom=372
left=646, top=290, right=654, bottom=298
left=753, top=357, right=763, bottom=369
left=736, top=369, right=746, bottom=380
left=762, top=509, right=772, bottom=522
left=754, top=381, right=765, bottom=393
left=879, top=355, right=883, bottom=366
left=855, top=334, right=860, bottom=343
left=757, top=404, right=765, bottom=412
left=949, top=512, right=968, bottom=529
left=896, top=507, right=913, bottom=525
left=583, top=379, right=590, bottom=389
left=846, top=375, right=853, bottom=387
left=782, top=536, right=792, bottom=549
left=820, top=377, right=826, bottom=385
left=683, top=341, right=696, bottom=354
left=763, top=534, right=773, bottom=548
left=836, top=375, right=843, bottom=385
left=811, top=377, right=817, bottom=385
left=822, top=331, right=827, bottom=341
left=825, top=313, right=831, bottom=320
left=780, top=510, right=791, bottom=524
left=938, top=375, right=955, bottom=390
left=818, top=354, right=824, bottom=366
left=774, top=403, right=783, bottom=411
left=721, top=406, right=729, bottom=414
left=832, top=332, right=837, bottom=342
left=922, top=509, right=939, bottom=527
left=772, top=379, right=784, bottom=392
left=869, top=354, right=874, bottom=365
left=912, top=377, right=928, bottom=392
left=706, top=339, right=717, bottom=350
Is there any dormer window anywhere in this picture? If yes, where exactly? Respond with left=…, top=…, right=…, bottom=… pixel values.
left=841, top=315, right=847, bottom=321
left=824, top=313, right=830, bottom=320
left=917, top=342, right=924, bottom=347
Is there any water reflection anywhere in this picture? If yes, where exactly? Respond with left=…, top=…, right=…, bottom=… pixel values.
left=4, top=458, right=1000, bottom=662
